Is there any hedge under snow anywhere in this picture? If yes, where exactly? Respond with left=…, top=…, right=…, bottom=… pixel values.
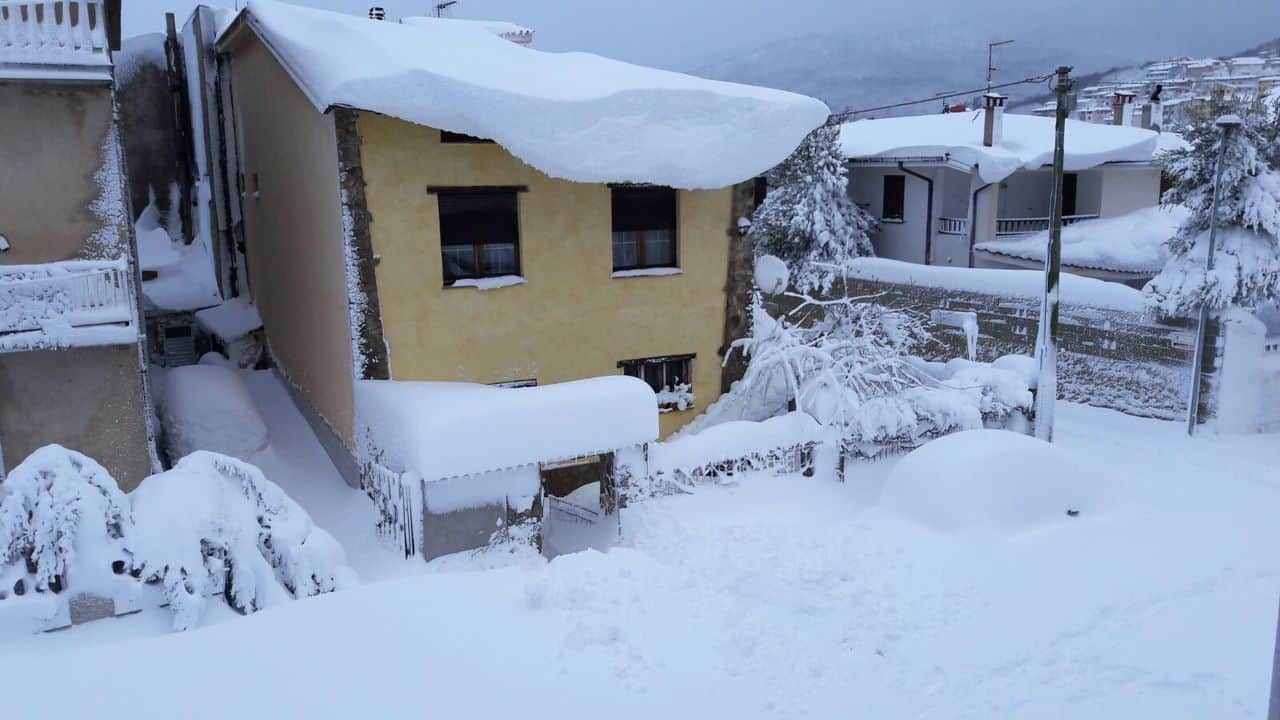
left=0, top=446, right=352, bottom=632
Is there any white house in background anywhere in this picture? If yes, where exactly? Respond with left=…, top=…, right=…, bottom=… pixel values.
left=839, top=94, right=1163, bottom=272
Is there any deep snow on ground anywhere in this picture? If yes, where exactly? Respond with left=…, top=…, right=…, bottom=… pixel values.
left=3, top=374, right=1279, bottom=718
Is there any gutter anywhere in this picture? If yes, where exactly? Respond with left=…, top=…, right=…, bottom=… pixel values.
left=897, top=162, right=934, bottom=265
left=967, top=182, right=994, bottom=269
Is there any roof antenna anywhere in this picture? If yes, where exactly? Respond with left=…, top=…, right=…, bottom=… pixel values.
left=434, top=1, right=458, bottom=17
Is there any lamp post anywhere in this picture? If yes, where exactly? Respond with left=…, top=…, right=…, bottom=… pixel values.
left=1186, top=113, right=1242, bottom=436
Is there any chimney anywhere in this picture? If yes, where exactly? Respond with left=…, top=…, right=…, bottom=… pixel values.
left=1111, top=91, right=1136, bottom=126
left=982, top=93, right=1007, bottom=147
left=368, top=6, right=386, bottom=20
left=1142, top=84, right=1164, bottom=132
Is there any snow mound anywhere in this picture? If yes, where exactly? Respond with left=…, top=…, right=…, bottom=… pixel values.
left=976, top=205, right=1189, bottom=273
left=840, top=112, right=1157, bottom=184
left=242, top=0, right=829, bottom=189
left=881, top=429, right=1109, bottom=532
left=130, top=452, right=353, bottom=630
left=156, top=365, right=269, bottom=464
left=753, top=254, right=790, bottom=295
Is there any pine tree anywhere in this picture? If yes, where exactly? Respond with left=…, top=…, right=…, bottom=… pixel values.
left=1146, top=94, right=1280, bottom=316
left=750, top=124, right=876, bottom=293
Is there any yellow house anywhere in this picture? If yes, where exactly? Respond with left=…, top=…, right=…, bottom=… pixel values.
left=211, top=0, right=827, bottom=484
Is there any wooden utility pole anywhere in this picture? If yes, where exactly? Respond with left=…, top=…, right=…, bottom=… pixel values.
left=1033, top=66, right=1072, bottom=442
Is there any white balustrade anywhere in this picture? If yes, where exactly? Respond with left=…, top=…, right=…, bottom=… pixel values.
left=0, top=1, right=109, bottom=60
left=0, top=260, right=132, bottom=333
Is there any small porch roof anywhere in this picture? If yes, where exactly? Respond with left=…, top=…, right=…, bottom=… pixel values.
left=355, top=376, right=659, bottom=482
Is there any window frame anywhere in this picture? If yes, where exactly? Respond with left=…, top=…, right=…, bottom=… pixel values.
left=617, top=353, right=695, bottom=412
left=440, top=130, right=496, bottom=144
left=610, top=185, right=679, bottom=272
left=432, top=187, right=524, bottom=287
left=881, top=174, right=906, bottom=223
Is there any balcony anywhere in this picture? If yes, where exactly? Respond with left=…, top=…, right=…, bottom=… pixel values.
left=996, top=214, right=1099, bottom=237
left=0, top=260, right=134, bottom=349
left=0, top=1, right=112, bottom=70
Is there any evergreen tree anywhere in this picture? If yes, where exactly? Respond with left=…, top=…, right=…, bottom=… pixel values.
left=750, top=124, right=876, bottom=293
left=1146, top=95, right=1280, bottom=316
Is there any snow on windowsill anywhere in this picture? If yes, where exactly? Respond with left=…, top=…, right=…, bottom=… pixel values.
left=611, top=267, right=682, bottom=279
left=446, top=275, right=526, bottom=291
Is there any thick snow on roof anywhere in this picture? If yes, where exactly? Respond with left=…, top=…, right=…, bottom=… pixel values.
left=840, top=112, right=1158, bottom=183
left=847, top=257, right=1146, bottom=312
left=399, top=16, right=533, bottom=45
left=239, top=0, right=828, bottom=189
left=355, top=376, right=659, bottom=481
left=976, top=205, right=1189, bottom=274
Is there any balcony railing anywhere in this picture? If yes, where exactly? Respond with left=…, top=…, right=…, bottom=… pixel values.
left=0, top=1, right=110, bottom=63
left=996, top=214, right=1099, bottom=236
left=938, top=217, right=969, bottom=235
left=0, top=260, right=132, bottom=334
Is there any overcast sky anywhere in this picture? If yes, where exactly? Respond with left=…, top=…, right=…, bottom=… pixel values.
left=123, top=0, right=1280, bottom=74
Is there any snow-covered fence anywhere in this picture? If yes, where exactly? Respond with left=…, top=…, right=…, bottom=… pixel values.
left=0, top=260, right=132, bottom=334
left=0, top=1, right=110, bottom=60
left=645, top=413, right=824, bottom=493
left=995, top=213, right=1098, bottom=236
left=359, top=460, right=420, bottom=558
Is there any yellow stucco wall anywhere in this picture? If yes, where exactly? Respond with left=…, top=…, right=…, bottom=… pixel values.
left=226, top=31, right=356, bottom=443
left=357, top=113, right=732, bottom=437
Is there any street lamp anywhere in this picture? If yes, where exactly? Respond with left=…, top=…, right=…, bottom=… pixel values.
left=1186, top=113, right=1243, bottom=436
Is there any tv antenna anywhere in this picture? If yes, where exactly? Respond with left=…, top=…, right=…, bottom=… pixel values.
left=434, top=1, right=458, bottom=17
left=987, top=39, right=1015, bottom=91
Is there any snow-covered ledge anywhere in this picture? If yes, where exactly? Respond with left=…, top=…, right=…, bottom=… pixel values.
left=446, top=275, right=525, bottom=291
left=611, top=267, right=682, bottom=279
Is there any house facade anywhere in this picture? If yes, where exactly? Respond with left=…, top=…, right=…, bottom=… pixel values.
left=0, top=0, right=157, bottom=489
left=841, top=95, right=1163, bottom=277
left=204, top=0, right=825, bottom=491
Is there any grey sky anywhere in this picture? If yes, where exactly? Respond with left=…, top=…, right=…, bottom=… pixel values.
left=123, top=0, right=1280, bottom=75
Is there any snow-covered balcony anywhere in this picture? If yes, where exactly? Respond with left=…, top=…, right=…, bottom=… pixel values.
left=0, top=0, right=113, bottom=78
left=0, top=259, right=136, bottom=351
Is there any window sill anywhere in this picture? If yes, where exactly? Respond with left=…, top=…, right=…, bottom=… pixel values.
left=444, top=275, right=526, bottom=291
left=880, top=218, right=905, bottom=224
left=611, top=267, right=682, bottom=279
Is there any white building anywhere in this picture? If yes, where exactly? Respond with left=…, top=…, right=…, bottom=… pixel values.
left=839, top=95, right=1164, bottom=276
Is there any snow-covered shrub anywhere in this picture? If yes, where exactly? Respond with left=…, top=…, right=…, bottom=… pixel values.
left=155, top=364, right=269, bottom=464
left=130, top=452, right=351, bottom=630
left=750, top=126, right=876, bottom=293
left=0, top=446, right=130, bottom=599
left=1147, top=93, right=1280, bottom=315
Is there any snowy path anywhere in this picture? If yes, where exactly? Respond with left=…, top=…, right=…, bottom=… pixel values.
left=2, top=402, right=1278, bottom=718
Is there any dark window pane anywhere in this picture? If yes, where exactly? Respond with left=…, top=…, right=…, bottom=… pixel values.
left=440, top=130, right=495, bottom=144
left=612, top=231, right=639, bottom=268
left=882, top=175, right=905, bottom=221
left=644, top=229, right=674, bottom=266
left=437, top=191, right=519, bottom=283
left=611, top=186, right=677, bottom=269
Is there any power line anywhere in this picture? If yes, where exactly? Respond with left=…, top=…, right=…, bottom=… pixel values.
left=830, top=72, right=1056, bottom=123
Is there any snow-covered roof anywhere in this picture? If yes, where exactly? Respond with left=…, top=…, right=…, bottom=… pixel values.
left=1156, top=132, right=1191, bottom=155
left=840, top=112, right=1158, bottom=183
left=0, top=0, right=114, bottom=81
left=225, top=0, right=828, bottom=189
left=399, top=16, right=532, bottom=45
left=355, top=376, right=659, bottom=482
left=975, top=205, right=1189, bottom=274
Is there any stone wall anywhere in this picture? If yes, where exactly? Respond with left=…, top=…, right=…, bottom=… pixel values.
left=781, top=275, right=1203, bottom=421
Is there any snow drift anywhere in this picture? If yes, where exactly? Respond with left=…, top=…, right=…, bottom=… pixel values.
left=880, top=429, right=1109, bottom=532
left=155, top=364, right=269, bottom=464
left=238, top=0, right=829, bottom=189
left=976, top=205, right=1189, bottom=273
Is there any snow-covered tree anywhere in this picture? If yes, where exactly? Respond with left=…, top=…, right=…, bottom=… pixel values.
left=750, top=124, right=876, bottom=293
left=1146, top=95, right=1280, bottom=316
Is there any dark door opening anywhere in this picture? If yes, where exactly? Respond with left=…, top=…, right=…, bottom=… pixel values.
left=1062, top=173, right=1078, bottom=217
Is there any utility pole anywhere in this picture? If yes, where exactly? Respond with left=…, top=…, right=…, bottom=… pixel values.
left=1186, top=114, right=1242, bottom=435
left=1033, top=66, right=1072, bottom=442
left=987, top=39, right=1015, bottom=91
left=434, top=1, right=458, bottom=17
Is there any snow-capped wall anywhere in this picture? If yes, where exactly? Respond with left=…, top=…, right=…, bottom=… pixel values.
left=236, top=0, right=829, bottom=189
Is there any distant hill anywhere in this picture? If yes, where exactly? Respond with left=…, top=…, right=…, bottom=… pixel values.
left=698, top=30, right=1280, bottom=119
